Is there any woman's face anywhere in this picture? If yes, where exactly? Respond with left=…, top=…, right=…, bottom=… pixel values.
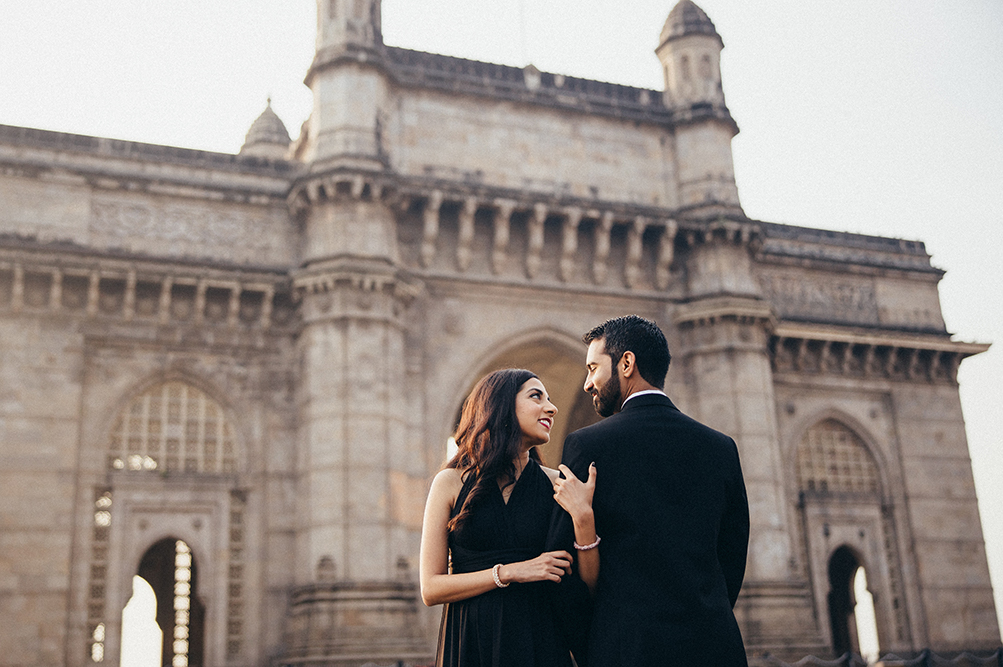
left=514, top=378, right=558, bottom=449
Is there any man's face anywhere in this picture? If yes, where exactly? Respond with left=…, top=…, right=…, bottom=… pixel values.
left=584, top=339, right=622, bottom=418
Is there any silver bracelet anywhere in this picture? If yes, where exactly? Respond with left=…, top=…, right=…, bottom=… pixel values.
left=492, top=563, right=509, bottom=588
left=574, top=535, right=601, bottom=551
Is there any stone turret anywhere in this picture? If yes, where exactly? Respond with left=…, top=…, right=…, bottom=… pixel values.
left=657, top=0, right=726, bottom=109
left=303, top=0, right=388, bottom=167
left=239, top=100, right=291, bottom=160
left=316, top=0, right=382, bottom=55
left=657, top=0, right=741, bottom=216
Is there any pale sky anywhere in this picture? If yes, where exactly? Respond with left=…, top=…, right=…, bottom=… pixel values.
left=1, top=0, right=1000, bottom=644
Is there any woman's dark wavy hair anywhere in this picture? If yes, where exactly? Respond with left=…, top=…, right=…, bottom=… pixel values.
left=445, top=368, right=542, bottom=533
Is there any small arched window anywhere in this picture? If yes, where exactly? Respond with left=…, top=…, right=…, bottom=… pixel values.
left=797, top=419, right=879, bottom=495
left=699, top=54, right=713, bottom=80
left=108, top=382, right=237, bottom=474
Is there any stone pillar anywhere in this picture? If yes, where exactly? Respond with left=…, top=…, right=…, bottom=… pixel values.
left=284, top=181, right=430, bottom=665
left=673, top=224, right=823, bottom=654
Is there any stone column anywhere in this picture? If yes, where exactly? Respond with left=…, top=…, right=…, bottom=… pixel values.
left=284, top=175, right=431, bottom=665
left=672, top=223, right=822, bottom=654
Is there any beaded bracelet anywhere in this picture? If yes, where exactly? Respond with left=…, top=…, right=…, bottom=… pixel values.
left=574, top=535, right=601, bottom=551
left=492, top=563, right=510, bottom=588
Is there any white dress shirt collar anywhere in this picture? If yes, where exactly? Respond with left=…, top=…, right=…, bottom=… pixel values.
left=620, top=388, right=668, bottom=409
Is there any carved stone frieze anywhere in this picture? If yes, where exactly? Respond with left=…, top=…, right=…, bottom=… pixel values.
left=89, top=197, right=290, bottom=263
left=759, top=271, right=880, bottom=327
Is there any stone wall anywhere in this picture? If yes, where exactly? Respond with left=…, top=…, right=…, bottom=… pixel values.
left=0, top=318, right=82, bottom=664
left=389, top=87, right=678, bottom=207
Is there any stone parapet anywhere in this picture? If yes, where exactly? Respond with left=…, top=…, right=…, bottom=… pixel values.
left=0, top=124, right=296, bottom=203
left=759, top=221, right=941, bottom=275
left=385, top=46, right=672, bottom=124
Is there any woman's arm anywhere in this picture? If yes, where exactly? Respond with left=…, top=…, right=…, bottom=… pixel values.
left=419, top=468, right=573, bottom=606
left=553, top=463, right=599, bottom=595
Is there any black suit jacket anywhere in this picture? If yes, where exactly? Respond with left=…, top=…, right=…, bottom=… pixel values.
left=551, top=393, right=749, bottom=666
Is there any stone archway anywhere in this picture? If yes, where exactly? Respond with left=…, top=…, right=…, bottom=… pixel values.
left=827, top=545, right=861, bottom=657
left=456, top=339, right=601, bottom=467
left=136, top=538, right=205, bottom=667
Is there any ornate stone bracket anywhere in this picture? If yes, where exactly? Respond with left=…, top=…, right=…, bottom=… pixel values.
left=559, top=207, right=582, bottom=282
left=769, top=324, right=989, bottom=384
left=382, top=176, right=683, bottom=290
left=0, top=248, right=291, bottom=332
left=492, top=199, right=515, bottom=275
left=287, top=170, right=389, bottom=216
left=672, top=294, right=776, bottom=355
left=679, top=217, right=761, bottom=250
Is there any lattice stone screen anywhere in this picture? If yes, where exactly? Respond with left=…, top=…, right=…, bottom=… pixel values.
left=109, top=382, right=237, bottom=473
left=797, top=419, right=880, bottom=494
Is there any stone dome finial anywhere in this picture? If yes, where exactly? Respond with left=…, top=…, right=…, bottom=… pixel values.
left=659, top=0, right=721, bottom=47
left=239, top=99, right=291, bottom=159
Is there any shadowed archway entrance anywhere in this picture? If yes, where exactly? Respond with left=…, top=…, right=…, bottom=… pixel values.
left=137, top=538, right=205, bottom=667
left=828, top=545, right=861, bottom=657
left=457, top=339, right=601, bottom=466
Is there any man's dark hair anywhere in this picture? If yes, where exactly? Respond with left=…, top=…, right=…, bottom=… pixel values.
left=583, top=315, right=671, bottom=389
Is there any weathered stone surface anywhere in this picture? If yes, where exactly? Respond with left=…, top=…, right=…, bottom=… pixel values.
left=0, top=1, right=996, bottom=665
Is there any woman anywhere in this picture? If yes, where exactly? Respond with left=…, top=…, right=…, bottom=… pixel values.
left=420, top=368, right=599, bottom=667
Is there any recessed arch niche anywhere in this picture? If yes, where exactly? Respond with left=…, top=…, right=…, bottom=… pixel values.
left=107, top=380, right=239, bottom=474
left=453, top=335, right=601, bottom=466
left=795, top=418, right=908, bottom=655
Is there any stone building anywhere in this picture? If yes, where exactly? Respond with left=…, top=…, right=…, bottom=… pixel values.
left=0, top=1, right=998, bottom=665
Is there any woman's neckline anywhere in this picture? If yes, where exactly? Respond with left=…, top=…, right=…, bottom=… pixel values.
left=498, top=457, right=535, bottom=505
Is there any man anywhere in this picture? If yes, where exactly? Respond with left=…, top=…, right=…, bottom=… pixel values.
left=556, top=315, right=749, bottom=665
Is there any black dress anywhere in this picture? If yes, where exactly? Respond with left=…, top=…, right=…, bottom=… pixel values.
left=436, top=459, right=573, bottom=667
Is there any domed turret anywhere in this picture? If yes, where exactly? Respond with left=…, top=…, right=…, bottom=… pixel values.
left=656, top=0, right=726, bottom=111
left=659, top=0, right=720, bottom=45
left=239, top=100, right=291, bottom=160
left=656, top=1, right=742, bottom=215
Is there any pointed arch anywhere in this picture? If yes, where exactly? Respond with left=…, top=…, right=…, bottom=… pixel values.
left=790, top=410, right=909, bottom=654
left=443, top=327, right=597, bottom=466
left=828, top=544, right=863, bottom=657
left=135, top=537, right=206, bottom=667
left=797, top=419, right=881, bottom=496
left=786, top=409, right=889, bottom=501
left=106, top=378, right=242, bottom=475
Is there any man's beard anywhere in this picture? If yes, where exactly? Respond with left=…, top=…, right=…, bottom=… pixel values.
left=591, top=377, right=622, bottom=418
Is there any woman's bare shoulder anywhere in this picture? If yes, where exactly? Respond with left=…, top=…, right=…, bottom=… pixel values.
left=427, top=468, right=464, bottom=511
left=432, top=467, right=463, bottom=488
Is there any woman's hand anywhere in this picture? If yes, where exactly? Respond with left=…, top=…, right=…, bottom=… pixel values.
left=553, top=463, right=600, bottom=595
left=553, top=462, right=596, bottom=523
left=498, top=550, right=573, bottom=584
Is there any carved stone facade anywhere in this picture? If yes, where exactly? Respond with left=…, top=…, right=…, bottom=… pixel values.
left=0, top=1, right=997, bottom=666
